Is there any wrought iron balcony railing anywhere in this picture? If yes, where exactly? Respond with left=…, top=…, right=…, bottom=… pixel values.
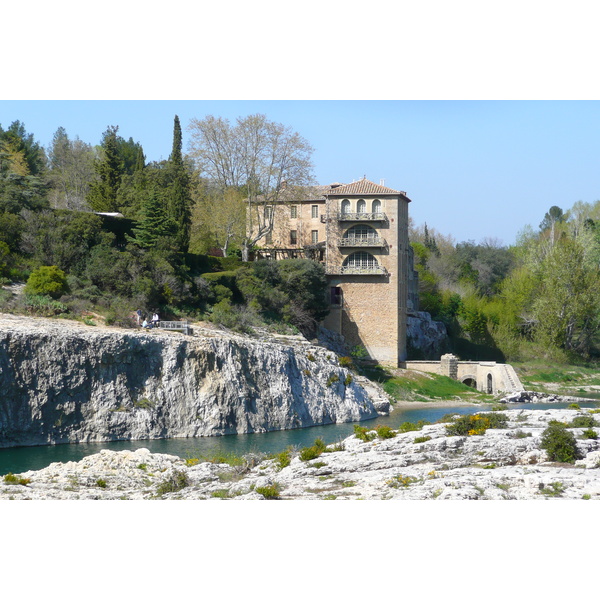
left=326, top=264, right=388, bottom=276
left=337, top=212, right=387, bottom=222
left=338, top=235, right=387, bottom=248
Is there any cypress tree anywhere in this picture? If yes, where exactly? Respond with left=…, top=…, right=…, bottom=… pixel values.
left=166, top=115, right=192, bottom=252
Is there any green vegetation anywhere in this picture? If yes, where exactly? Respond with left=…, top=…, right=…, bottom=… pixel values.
left=96, top=478, right=107, bottom=488
left=3, top=473, right=31, bottom=486
left=255, top=483, right=281, bottom=499
left=156, top=470, right=189, bottom=495
left=539, top=481, right=566, bottom=497
left=445, top=412, right=508, bottom=436
left=299, top=438, right=327, bottom=461
left=540, top=422, right=582, bottom=463
left=272, top=449, right=292, bottom=470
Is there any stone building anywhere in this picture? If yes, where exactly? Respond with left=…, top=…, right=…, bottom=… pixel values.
left=255, top=177, right=414, bottom=367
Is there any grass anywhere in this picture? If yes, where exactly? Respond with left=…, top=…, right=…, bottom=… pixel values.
left=514, top=362, right=600, bottom=398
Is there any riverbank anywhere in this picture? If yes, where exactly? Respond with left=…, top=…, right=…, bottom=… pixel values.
left=3, top=405, right=598, bottom=500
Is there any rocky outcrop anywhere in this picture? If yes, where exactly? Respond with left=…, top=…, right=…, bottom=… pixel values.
left=3, top=407, right=599, bottom=500
left=0, top=314, right=381, bottom=448
left=406, top=311, right=447, bottom=358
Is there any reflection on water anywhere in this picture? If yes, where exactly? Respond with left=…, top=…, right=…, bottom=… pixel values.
left=0, top=401, right=597, bottom=476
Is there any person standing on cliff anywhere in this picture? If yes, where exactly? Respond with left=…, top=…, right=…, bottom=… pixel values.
left=136, top=309, right=142, bottom=326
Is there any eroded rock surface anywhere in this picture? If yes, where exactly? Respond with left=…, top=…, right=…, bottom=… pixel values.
left=3, top=407, right=599, bottom=500
left=0, top=314, right=381, bottom=448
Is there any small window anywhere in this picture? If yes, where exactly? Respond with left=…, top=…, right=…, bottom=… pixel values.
left=264, top=206, right=273, bottom=220
left=357, top=199, right=366, bottom=213
left=372, top=199, right=381, bottom=214
left=341, top=199, right=351, bottom=214
left=290, top=205, right=298, bottom=219
left=265, top=231, right=272, bottom=244
left=290, top=230, right=297, bottom=245
left=311, top=205, right=319, bottom=218
left=311, top=230, right=318, bottom=244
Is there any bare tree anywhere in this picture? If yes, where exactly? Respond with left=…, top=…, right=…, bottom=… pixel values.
left=187, top=114, right=314, bottom=260
left=47, top=127, right=96, bottom=210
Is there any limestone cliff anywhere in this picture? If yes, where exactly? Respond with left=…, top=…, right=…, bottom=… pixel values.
left=0, top=314, right=382, bottom=448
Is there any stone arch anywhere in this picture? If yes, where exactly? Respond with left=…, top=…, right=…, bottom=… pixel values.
left=461, top=376, right=477, bottom=388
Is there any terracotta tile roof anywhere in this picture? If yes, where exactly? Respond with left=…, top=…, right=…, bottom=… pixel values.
left=324, top=179, right=406, bottom=197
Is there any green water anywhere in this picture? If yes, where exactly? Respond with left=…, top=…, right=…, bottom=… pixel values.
left=0, top=401, right=596, bottom=476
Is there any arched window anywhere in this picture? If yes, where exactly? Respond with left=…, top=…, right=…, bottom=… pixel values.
left=343, top=251, right=378, bottom=270
left=341, top=199, right=351, bottom=214
left=357, top=199, right=366, bottom=213
left=372, top=199, right=381, bottom=214
left=344, top=224, right=378, bottom=243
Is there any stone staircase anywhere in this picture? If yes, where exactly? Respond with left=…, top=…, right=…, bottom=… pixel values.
left=498, top=363, right=524, bottom=393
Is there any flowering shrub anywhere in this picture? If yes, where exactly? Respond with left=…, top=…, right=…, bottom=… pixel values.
left=445, top=412, right=508, bottom=436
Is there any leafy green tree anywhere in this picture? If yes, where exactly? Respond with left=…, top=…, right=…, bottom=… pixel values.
left=532, top=237, right=600, bottom=355
left=25, top=265, right=69, bottom=299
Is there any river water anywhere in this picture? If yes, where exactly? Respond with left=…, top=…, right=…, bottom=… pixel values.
left=0, top=401, right=597, bottom=476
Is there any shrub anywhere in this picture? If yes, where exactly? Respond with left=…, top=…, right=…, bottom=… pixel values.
left=24, top=265, right=69, bottom=299
left=414, top=436, right=431, bottom=444
left=353, top=424, right=376, bottom=442
left=299, top=438, right=327, bottom=461
left=273, top=449, right=291, bottom=470
left=568, top=403, right=581, bottom=410
left=344, top=374, right=354, bottom=386
left=156, top=470, right=190, bottom=495
left=569, top=415, right=598, bottom=429
left=326, top=374, right=340, bottom=387
left=96, top=479, right=107, bottom=488
left=446, top=412, right=508, bottom=436
left=3, top=473, right=31, bottom=486
left=338, top=356, right=354, bottom=369
left=256, top=483, right=281, bottom=499
left=375, top=425, right=396, bottom=439
left=398, top=420, right=430, bottom=433
left=540, top=423, right=581, bottom=463
left=581, top=428, right=598, bottom=440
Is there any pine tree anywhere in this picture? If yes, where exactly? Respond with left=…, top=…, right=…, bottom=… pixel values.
left=87, top=126, right=124, bottom=212
left=130, top=191, right=176, bottom=249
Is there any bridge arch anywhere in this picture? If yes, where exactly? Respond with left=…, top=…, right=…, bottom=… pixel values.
left=461, top=375, right=477, bottom=388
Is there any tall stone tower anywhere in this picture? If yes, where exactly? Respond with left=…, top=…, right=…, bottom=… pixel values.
left=320, top=179, right=411, bottom=366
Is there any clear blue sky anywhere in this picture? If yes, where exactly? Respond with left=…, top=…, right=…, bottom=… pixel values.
left=3, top=100, right=599, bottom=247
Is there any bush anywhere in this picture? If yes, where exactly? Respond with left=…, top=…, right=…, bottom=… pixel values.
left=540, top=422, right=582, bottom=463
left=299, top=438, right=327, bottom=461
left=156, top=470, right=190, bottom=495
left=256, top=483, right=281, bottom=499
left=375, top=426, right=396, bottom=439
left=445, top=412, right=508, bottom=436
left=569, top=415, right=598, bottom=429
left=273, top=449, right=292, bottom=470
left=25, top=265, right=69, bottom=299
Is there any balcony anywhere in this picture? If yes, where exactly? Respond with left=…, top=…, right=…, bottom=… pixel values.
left=326, top=265, right=388, bottom=276
left=338, top=235, right=387, bottom=248
left=337, top=211, right=387, bottom=222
